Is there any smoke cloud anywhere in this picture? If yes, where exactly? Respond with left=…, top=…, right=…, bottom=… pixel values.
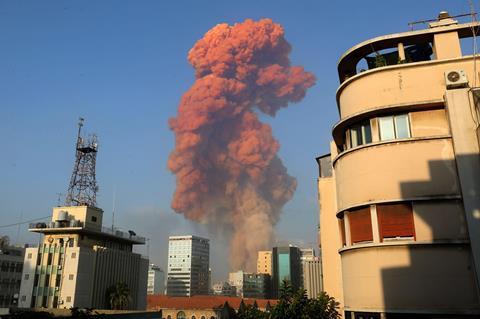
left=168, top=19, right=315, bottom=271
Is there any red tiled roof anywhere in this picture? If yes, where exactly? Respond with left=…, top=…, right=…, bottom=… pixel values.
left=147, top=295, right=278, bottom=311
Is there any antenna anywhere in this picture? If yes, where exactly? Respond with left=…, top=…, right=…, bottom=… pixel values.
left=112, top=185, right=116, bottom=231
left=65, top=117, right=99, bottom=207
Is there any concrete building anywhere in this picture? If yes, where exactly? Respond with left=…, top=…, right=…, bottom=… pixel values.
left=243, top=273, right=271, bottom=299
left=147, top=295, right=277, bottom=319
left=256, top=251, right=272, bottom=275
left=317, top=12, right=480, bottom=318
left=228, top=270, right=244, bottom=297
left=212, top=282, right=236, bottom=297
left=166, top=235, right=209, bottom=297
left=271, top=246, right=301, bottom=298
left=147, top=264, right=165, bottom=295
left=302, top=257, right=322, bottom=299
left=0, top=245, right=24, bottom=308
left=18, top=206, right=148, bottom=310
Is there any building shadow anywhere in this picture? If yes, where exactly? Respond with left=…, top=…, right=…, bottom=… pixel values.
left=378, top=155, right=480, bottom=318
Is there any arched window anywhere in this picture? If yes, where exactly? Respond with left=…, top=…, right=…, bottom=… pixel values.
left=167, top=316, right=172, bottom=319
left=192, top=316, right=196, bottom=319
left=176, top=311, right=186, bottom=319
left=201, top=317, right=206, bottom=319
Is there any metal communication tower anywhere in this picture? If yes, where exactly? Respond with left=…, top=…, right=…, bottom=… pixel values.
left=65, top=118, right=99, bottom=207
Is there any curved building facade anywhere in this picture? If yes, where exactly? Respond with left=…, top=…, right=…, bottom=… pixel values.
left=318, top=13, right=480, bottom=318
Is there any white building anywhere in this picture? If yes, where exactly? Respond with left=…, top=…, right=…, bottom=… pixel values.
left=228, top=270, right=244, bottom=297
left=18, top=206, right=149, bottom=310
left=302, top=257, right=323, bottom=299
left=166, top=235, right=209, bottom=296
left=0, top=245, right=24, bottom=309
left=147, top=264, right=165, bottom=295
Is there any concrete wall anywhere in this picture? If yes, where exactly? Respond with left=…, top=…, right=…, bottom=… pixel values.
left=18, top=248, right=37, bottom=308
left=334, top=138, right=459, bottom=212
left=317, top=177, right=343, bottom=307
left=341, top=244, right=478, bottom=313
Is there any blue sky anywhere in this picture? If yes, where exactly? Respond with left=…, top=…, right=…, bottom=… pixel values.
left=0, top=0, right=473, bottom=280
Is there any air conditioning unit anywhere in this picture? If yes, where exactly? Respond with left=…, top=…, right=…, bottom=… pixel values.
left=58, top=265, right=62, bottom=270
left=55, top=287, right=59, bottom=291
left=59, top=300, right=64, bottom=305
left=445, top=69, right=468, bottom=89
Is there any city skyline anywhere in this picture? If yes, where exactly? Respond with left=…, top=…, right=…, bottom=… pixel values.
left=0, top=1, right=473, bottom=282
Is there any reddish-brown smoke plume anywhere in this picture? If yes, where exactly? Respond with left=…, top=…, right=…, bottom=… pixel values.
left=168, top=19, right=315, bottom=271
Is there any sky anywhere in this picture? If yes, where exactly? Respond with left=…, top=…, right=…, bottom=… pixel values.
left=0, top=0, right=474, bottom=281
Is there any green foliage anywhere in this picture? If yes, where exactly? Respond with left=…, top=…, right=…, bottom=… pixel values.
left=235, top=280, right=340, bottom=319
left=105, top=282, right=131, bottom=310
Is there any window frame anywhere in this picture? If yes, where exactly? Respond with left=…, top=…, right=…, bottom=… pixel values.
left=378, top=113, right=411, bottom=141
left=376, top=202, right=415, bottom=242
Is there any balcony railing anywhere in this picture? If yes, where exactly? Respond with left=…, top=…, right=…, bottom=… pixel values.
left=29, top=221, right=146, bottom=244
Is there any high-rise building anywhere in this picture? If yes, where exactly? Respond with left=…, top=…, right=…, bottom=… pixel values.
left=272, top=246, right=301, bottom=298
left=18, top=206, right=148, bottom=309
left=166, top=235, right=209, bottom=296
left=256, top=251, right=272, bottom=275
left=147, top=264, right=165, bottom=295
left=302, top=257, right=322, bottom=299
left=317, top=12, right=480, bottom=318
left=0, top=245, right=24, bottom=308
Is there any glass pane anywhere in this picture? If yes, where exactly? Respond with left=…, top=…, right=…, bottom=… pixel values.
left=379, top=116, right=395, bottom=140
left=395, top=114, right=410, bottom=138
left=362, top=122, right=372, bottom=144
left=350, top=128, right=359, bottom=148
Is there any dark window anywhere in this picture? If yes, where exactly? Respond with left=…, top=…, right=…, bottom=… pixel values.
left=47, top=253, right=53, bottom=265
left=71, top=252, right=76, bottom=259
left=45, top=274, right=50, bottom=287
left=69, top=274, right=74, bottom=280
left=53, top=296, right=58, bottom=308
left=24, top=274, right=29, bottom=280
left=55, top=274, right=61, bottom=287
left=377, top=203, right=415, bottom=241
left=16, top=262, right=23, bottom=272
left=27, top=253, right=32, bottom=259
left=348, top=120, right=372, bottom=148
left=66, top=296, right=71, bottom=302
left=349, top=207, right=373, bottom=244
left=34, top=274, right=39, bottom=287
left=30, top=296, right=36, bottom=308
left=91, top=216, right=97, bottom=222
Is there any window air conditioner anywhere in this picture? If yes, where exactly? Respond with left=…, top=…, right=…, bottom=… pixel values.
left=445, top=69, right=468, bottom=89
left=55, top=287, right=59, bottom=291
left=59, top=300, right=64, bottom=305
left=58, top=265, right=62, bottom=270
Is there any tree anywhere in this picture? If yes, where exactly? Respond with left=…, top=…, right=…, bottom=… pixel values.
left=0, top=235, right=10, bottom=249
left=105, top=282, right=131, bottom=310
left=269, top=280, right=340, bottom=319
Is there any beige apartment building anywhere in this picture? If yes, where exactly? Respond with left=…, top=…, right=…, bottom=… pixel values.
left=317, top=12, right=480, bottom=318
left=18, top=205, right=148, bottom=310
left=256, top=251, right=272, bottom=276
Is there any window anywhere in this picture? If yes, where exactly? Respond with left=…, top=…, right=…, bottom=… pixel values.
left=91, top=216, right=97, bottom=222
left=377, top=203, right=415, bottom=241
left=21, top=295, right=26, bottom=301
left=348, top=207, right=373, bottom=244
left=177, top=311, right=186, bottom=319
left=379, top=114, right=410, bottom=141
left=69, top=274, right=74, bottom=280
left=24, top=274, right=29, bottom=280
left=27, top=253, right=32, bottom=259
left=71, top=252, right=76, bottom=259
left=339, top=218, right=346, bottom=246
left=66, top=296, right=71, bottom=302
left=347, top=120, right=372, bottom=148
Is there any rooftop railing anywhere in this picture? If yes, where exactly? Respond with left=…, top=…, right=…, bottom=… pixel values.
left=29, top=221, right=146, bottom=244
